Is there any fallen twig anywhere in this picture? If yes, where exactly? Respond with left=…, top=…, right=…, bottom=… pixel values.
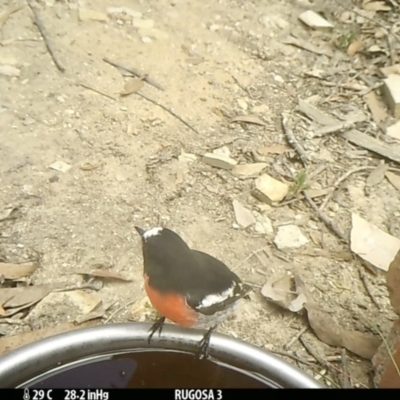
left=319, top=166, right=371, bottom=211
left=281, top=113, right=310, bottom=164
left=313, top=122, right=354, bottom=138
left=284, top=326, right=308, bottom=350
left=137, top=92, right=200, bottom=135
left=232, top=246, right=271, bottom=272
left=340, top=349, right=351, bottom=388
left=77, top=82, right=116, bottom=101
left=103, top=58, right=164, bottom=91
left=358, top=268, right=382, bottom=310
left=333, top=0, right=400, bottom=46
left=0, top=5, right=24, bottom=32
left=270, top=350, right=314, bottom=366
left=28, top=3, right=65, bottom=72
left=303, top=191, right=348, bottom=243
left=320, top=166, right=400, bottom=211
left=104, top=299, right=138, bottom=324
left=300, top=337, right=329, bottom=367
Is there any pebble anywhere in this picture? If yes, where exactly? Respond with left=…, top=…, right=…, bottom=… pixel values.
left=232, top=163, right=267, bottom=177
left=133, top=19, right=154, bottom=29
left=298, top=10, right=334, bottom=30
left=106, top=7, right=142, bottom=18
left=202, top=153, right=237, bottom=170
left=49, top=161, right=72, bottom=173
left=138, top=28, right=169, bottom=40
left=254, top=216, right=273, bottom=235
left=253, top=174, right=289, bottom=204
left=78, top=8, right=108, bottom=22
left=232, top=200, right=256, bottom=229
left=0, top=65, right=20, bottom=77
left=274, top=225, right=309, bottom=249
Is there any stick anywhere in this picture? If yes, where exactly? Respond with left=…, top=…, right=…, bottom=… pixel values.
left=137, top=92, right=200, bottom=135
left=77, top=82, right=116, bottom=101
left=319, top=166, right=371, bottom=211
left=232, top=246, right=270, bottom=272
left=313, top=122, right=354, bottom=138
left=270, top=350, right=314, bottom=366
left=28, top=3, right=65, bottom=72
left=284, top=326, right=308, bottom=350
left=0, top=5, right=23, bottom=32
left=281, top=114, right=310, bottom=164
left=333, top=0, right=400, bottom=45
left=340, top=349, right=351, bottom=388
left=104, top=299, right=138, bottom=324
left=103, top=58, right=164, bottom=91
left=300, top=337, right=329, bottom=367
left=358, top=268, right=382, bottom=310
left=303, top=191, right=348, bottom=243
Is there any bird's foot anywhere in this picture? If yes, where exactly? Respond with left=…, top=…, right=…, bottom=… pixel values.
left=196, top=327, right=215, bottom=360
left=147, top=316, right=166, bottom=344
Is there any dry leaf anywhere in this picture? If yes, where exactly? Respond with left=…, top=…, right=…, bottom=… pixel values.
left=80, top=163, right=99, bottom=171
left=0, top=283, right=66, bottom=310
left=0, top=262, right=38, bottom=280
left=120, top=78, right=144, bottom=96
left=363, top=1, right=391, bottom=11
left=0, top=206, right=19, bottom=222
left=0, top=321, right=95, bottom=356
left=347, top=37, right=363, bottom=57
left=366, top=163, right=389, bottom=186
left=306, top=305, right=380, bottom=359
left=350, top=213, right=400, bottom=271
left=288, top=274, right=311, bottom=312
left=232, top=200, right=256, bottom=228
left=230, top=115, right=266, bottom=126
left=261, top=274, right=292, bottom=309
left=298, top=99, right=340, bottom=126
left=364, top=92, right=387, bottom=124
left=385, top=171, right=400, bottom=191
left=82, top=269, right=132, bottom=282
left=380, top=64, right=400, bottom=78
left=258, top=144, right=291, bottom=155
left=304, top=188, right=332, bottom=198
left=387, top=249, right=400, bottom=315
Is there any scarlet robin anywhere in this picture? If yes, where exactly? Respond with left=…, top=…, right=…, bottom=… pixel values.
left=135, top=226, right=252, bottom=358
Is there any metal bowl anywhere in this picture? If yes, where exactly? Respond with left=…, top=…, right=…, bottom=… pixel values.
left=0, top=323, right=324, bottom=388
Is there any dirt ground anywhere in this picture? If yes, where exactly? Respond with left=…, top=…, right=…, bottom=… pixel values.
left=1, top=0, right=399, bottom=389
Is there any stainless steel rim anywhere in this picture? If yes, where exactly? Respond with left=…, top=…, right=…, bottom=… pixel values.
left=0, top=323, right=324, bottom=388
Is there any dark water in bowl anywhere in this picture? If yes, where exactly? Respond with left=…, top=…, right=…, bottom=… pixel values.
left=26, top=349, right=274, bottom=388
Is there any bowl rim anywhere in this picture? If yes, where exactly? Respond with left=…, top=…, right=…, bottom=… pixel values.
left=0, top=322, right=324, bottom=388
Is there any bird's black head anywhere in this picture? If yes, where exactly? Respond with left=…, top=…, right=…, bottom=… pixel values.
left=135, top=226, right=191, bottom=274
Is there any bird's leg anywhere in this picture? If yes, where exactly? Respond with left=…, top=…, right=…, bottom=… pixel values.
left=196, top=326, right=216, bottom=360
left=147, top=316, right=166, bottom=344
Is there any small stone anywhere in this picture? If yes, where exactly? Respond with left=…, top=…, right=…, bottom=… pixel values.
left=298, top=10, right=334, bottom=30
left=387, top=121, right=400, bottom=140
left=232, top=163, right=267, bottom=177
left=0, top=65, right=20, bottom=77
left=274, top=225, right=309, bottom=249
left=252, top=104, right=270, bottom=114
left=138, top=28, right=169, bottom=40
left=237, top=99, right=248, bottom=110
left=0, top=53, right=17, bottom=66
left=253, top=174, right=289, bottom=204
left=178, top=151, right=197, bottom=163
left=141, top=36, right=152, bottom=43
left=209, top=24, right=220, bottom=31
left=382, top=74, right=400, bottom=117
left=213, top=146, right=230, bottom=157
left=23, top=117, right=35, bottom=126
left=78, top=8, right=108, bottom=22
left=232, top=200, right=256, bottom=229
left=49, top=161, right=72, bottom=173
left=254, top=216, right=273, bottom=235
left=106, top=7, right=142, bottom=18
left=133, top=19, right=154, bottom=29
left=202, top=153, right=237, bottom=170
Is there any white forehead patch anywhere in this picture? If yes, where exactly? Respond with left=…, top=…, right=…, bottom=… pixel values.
left=143, top=227, right=163, bottom=240
left=197, top=283, right=235, bottom=309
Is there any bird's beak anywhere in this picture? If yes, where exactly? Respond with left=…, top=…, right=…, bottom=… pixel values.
left=135, top=226, right=145, bottom=237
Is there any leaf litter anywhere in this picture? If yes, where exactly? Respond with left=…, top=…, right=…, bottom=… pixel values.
left=0, top=262, right=39, bottom=280
left=77, top=269, right=133, bottom=282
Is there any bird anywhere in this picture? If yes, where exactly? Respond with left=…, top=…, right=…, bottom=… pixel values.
left=134, top=226, right=252, bottom=359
